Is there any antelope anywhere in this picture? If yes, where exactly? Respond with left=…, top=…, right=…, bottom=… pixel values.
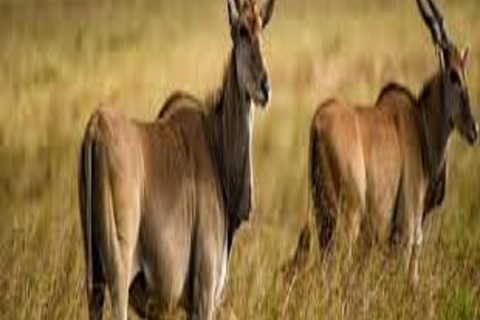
left=306, top=0, right=477, bottom=284
left=77, top=0, right=275, bottom=319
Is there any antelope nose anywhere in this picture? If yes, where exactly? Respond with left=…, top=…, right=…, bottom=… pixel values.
left=260, top=75, right=270, bottom=105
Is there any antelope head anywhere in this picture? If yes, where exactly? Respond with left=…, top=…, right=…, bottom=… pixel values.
left=227, top=0, right=275, bottom=108
left=417, top=0, right=478, bottom=145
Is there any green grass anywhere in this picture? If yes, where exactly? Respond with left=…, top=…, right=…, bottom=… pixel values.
left=0, top=0, right=479, bottom=319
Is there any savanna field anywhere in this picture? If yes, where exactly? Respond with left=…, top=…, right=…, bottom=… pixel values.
left=1, top=0, right=480, bottom=319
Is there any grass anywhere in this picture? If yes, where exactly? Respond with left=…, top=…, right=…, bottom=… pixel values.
left=0, top=0, right=479, bottom=319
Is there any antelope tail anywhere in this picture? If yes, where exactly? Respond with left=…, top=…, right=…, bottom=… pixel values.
left=79, top=122, right=96, bottom=295
left=85, top=135, right=94, bottom=293
left=309, top=118, right=321, bottom=231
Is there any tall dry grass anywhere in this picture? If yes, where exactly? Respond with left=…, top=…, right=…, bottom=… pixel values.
left=0, top=0, right=479, bottom=319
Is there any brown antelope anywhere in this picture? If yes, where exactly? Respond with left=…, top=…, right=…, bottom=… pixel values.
left=77, top=0, right=275, bottom=319
left=307, top=0, right=477, bottom=284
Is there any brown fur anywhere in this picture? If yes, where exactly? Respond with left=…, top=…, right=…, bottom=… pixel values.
left=308, top=75, right=476, bottom=285
left=293, top=0, right=478, bottom=287
left=156, top=91, right=201, bottom=120
left=78, top=1, right=275, bottom=319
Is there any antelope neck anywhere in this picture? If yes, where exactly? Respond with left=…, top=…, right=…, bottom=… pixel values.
left=417, top=73, right=451, bottom=182
left=207, top=50, right=253, bottom=253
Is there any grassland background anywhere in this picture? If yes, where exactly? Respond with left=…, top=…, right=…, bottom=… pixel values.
left=0, top=0, right=479, bottom=319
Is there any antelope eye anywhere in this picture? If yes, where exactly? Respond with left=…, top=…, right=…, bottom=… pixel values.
left=239, top=25, right=249, bottom=39
left=449, top=70, right=461, bottom=85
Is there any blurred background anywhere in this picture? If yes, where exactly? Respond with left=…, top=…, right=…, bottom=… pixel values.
left=0, top=0, right=479, bottom=319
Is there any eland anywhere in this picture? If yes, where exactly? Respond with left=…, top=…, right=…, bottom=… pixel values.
left=307, top=0, right=477, bottom=284
left=77, top=0, right=275, bottom=319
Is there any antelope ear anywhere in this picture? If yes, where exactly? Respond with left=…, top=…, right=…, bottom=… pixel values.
left=261, top=0, right=275, bottom=29
left=227, top=0, right=239, bottom=28
left=462, top=46, right=470, bottom=68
